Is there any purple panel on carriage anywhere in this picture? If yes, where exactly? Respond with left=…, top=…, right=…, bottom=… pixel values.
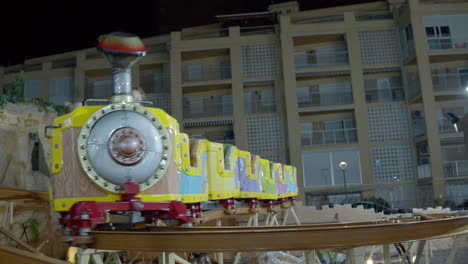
left=275, top=170, right=288, bottom=194
left=238, top=158, right=260, bottom=193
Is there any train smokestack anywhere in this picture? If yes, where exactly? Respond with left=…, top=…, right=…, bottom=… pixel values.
left=97, top=32, right=147, bottom=103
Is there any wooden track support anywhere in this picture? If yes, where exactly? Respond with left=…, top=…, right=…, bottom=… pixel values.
left=76, top=248, right=123, bottom=264
left=0, top=245, right=67, bottom=264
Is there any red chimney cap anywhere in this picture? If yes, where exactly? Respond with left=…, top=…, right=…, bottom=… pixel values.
left=97, top=32, right=147, bottom=56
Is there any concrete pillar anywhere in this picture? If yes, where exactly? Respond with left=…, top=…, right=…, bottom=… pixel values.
left=170, top=32, right=183, bottom=123
left=132, top=61, right=141, bottom=89
left=75, top=52, right=86, bottom=102
left=346, top=30, right=374, bottom=186
left=279, top=16, right=304, bottom=202
left=229, top=27, right=247, bottom=150
left=41, top=62, right=52, bottom=100
left=409, top=0, right=445, bottom=199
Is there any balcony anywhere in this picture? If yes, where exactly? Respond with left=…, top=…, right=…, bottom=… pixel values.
left=432, top=72, right=468, bottom=92
left=182, top=63, right=231, bottom=83
left=355, top=11, right=393, bottom=21
left=297, top=85, right=353, bottom=108
left=444, top=160, right=468, bottom=178
left=365, top=87, right=405, bottom=103
left=183, top=96, right=233, bottom=119
left=244, top=98, right=276, bottom=115
left=294, top=49, right=349, bottom=68
left=244, top=90, right=276, bottom=115
left=301, top=128, right=357, bottom=146
left=291, top=14, right=344, bottom=25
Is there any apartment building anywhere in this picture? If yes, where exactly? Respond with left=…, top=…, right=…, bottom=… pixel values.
left=1, top=0, right=468, bottom=209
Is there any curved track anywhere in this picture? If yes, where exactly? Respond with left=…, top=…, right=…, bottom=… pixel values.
left=82, top=215, right=468, bottom=252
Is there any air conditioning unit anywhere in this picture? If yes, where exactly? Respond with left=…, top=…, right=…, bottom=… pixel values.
left=418, top=145, right=429, bottom=156
left=413, top=110, right=424, bottom=119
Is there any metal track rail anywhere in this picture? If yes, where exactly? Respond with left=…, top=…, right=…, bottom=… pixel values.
left=83, top=216, right=468, bottom=252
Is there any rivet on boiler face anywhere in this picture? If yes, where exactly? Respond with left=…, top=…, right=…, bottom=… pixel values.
left=54, top=144, right=59, bottom=148
left=55, top=164, right=59, bottom=169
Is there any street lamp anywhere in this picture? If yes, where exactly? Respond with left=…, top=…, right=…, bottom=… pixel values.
left=339, top=161, right=348, bottom=200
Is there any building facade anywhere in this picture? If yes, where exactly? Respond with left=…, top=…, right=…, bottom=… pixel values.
left=1, top=0, right=468, bottom=209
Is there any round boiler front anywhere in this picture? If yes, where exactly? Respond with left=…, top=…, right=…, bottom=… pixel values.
left=77, top=104, right=171, bottom=193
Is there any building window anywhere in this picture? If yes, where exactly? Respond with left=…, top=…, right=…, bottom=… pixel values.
left=188, top=65, right=202, bottom=81
left=49, top=77, right=74, bottom=105
left=459, top=68, right=468, bottom=90
left=140, top=64, right=170, bottom=94
left=425, top=25, right=452, bottom=49
left=24, top=80, right=42, bottom=99
left=92, top=79, right=113, bottom=98
left=244, top=89, right=276, bottom=114
left=302, top=148, right=362, bottom=188
left=220, top=61, right=231, bottom=80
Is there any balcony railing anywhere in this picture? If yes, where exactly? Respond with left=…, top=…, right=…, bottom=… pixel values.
left=365, top=87, right=405, bottom=103
left=439, top=118, right=458, bottom=133
left=292, top=14, right=344, bottom=24
left=355, top=11, right=393, bottom=21
left=182, top=63, right=231, bottom=83
left=181, top=28, right=229, bottom=40
left=183, top=97, right=233, bottom=119
left=295, top=50, right=349, bottom=68
left=444, top=160, right=468, bottom=178
left=427, top=38, right=454, bottom=50
left=240, top=25, right=275, bottom=36
left=432, top=72, right=468, bottom=91
left=298, top=90, right=353, bottom=108
left=301, top=128, right=358, bottom=146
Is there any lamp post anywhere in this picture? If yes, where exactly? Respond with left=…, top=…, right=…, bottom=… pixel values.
left=339, top=161, right=348, bottom=200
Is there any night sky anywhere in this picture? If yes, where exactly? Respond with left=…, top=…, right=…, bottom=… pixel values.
left=0, top=0, right=381, bottom=66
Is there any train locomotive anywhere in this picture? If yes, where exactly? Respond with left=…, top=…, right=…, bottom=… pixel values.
left=48, top=32, right=298, bottom=236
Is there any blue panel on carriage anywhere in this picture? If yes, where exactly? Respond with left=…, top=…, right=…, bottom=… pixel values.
left=238, top=157, right=260, bottom=193
left=285, top=169, right=297, bottom=194
left=180, top=152, right=207, bottom=194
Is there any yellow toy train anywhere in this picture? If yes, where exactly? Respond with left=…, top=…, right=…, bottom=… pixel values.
left=48, top=32, right=297, bottom=236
